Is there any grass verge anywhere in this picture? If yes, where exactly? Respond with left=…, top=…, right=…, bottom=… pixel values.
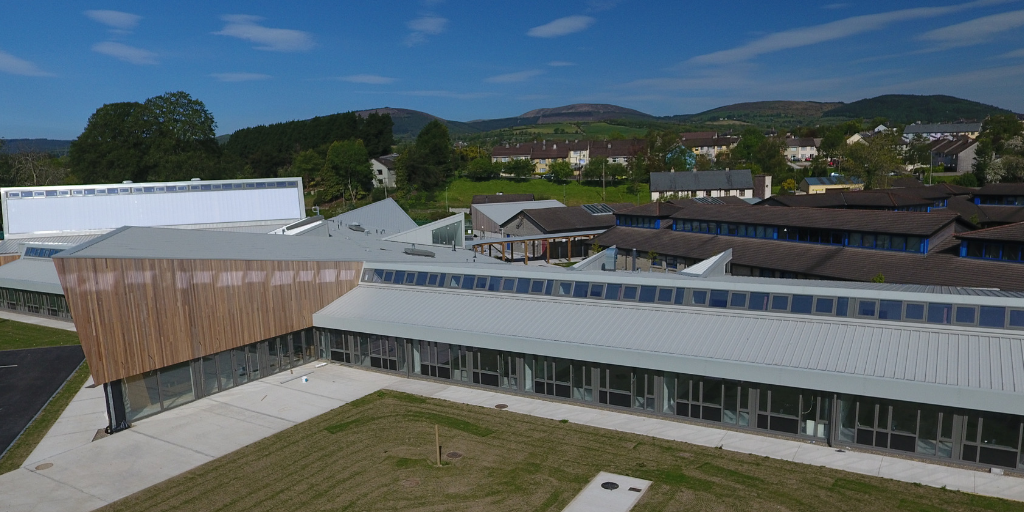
left=0, top=361, right=91, bottom=475
left=0, top=318, right=80, bottom=351
left=99, top=389, right=1019, bottom=512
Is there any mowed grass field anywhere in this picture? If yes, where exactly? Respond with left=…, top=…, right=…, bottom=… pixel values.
left=446, top=178, right=649, bottom=207
left=0, top=318, right=80, bottom=351
left=100, top=390, right=1016, bottom=512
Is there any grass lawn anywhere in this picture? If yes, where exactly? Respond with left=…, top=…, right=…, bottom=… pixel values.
left=100, top=390, right=1016, bottom=512
left=446, top=179, right=649, bottom=208
left=0, top=361, right=90, bottom=475
left=509, top=122, right=649, bottom=139
left=0, top=318, right=80, bottom=351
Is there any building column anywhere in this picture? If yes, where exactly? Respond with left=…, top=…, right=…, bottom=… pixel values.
left=104, top=380, right=130, bottom=433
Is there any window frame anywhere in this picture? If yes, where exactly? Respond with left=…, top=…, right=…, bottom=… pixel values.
left=812, top=296, right=836, bottom=316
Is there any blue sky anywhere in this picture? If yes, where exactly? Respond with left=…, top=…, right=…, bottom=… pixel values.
left=2, top=0, right=1024, bottom=139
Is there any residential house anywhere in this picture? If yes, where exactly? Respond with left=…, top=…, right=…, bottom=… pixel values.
left=370, top=154, right=398, bottom=188
left=680, top=137, right=738, bottom=160
left=903, top=122, right=982, bottom=142
left=927, top=136, right=978, bottom=174
left=799, top=176, right=865, bottom=194
left=491, top=139, right=643, bottom=176
left=470, top=199, right=565, bottom=237
left=649, top=169, right=759, bottom=201
left=499, top=203, right=633, bottom=260
left=784, top=137, right=821, bottom=161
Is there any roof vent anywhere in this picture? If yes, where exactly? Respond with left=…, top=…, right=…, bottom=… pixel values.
left=348, top=223, right=366, bottom=232
left=191, top=178, right=201, bottom=181
left=122, top=180, right=133, bottom=184
left=403, top=247, right=435, bottom=258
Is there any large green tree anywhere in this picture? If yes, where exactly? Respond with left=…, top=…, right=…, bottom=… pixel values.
left=547, top=160, right=574, bottom=182
left=400, top=120, right=454, bottom=190
left=975, top=114, right=1024, bottom=183
left=69, top=91, right=222, bottom=184
left=322, top=139, right=372, bottom=204
left=465, top=157, right=499, bottom=181
left=844, top=131, right=903, bottom=189
left=290, top=149, right=325, bottom=187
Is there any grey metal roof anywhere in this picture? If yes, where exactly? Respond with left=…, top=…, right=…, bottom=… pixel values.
left=314, top=285, right=1024, bottom=414
left=53, top=226, right=502, bottom=265
left=0, top=257, right=63, bottom=294
left=649, top=170, right=753, bottom=193
left=0, top=235, right=102, bottom=255
left=329, top=198, right=418, bottom=235
left=471, top=200, right=565, bottom=226
left=468, top=230, right=606, bottom=247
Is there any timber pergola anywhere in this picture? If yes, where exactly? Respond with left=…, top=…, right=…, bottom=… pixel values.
left=467, top=230, right=606, bottom=264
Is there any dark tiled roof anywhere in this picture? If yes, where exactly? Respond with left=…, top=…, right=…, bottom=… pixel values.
left=472, top=194, right=535, bottom=204
left=957, top=222, right=1024, bottom=243
left=761, top=191, right=932, bottom=209
left=672, top=204, right=959, bottom=236
left=490, top=145, right=533, bottom=157
left=943, top=196, right=1024, bottom=227
left=976, top=183, right=1024, bottom=196
left=904, top=123, right=982, bottom=134
left=803, top=176, right=863, bottom=187
left=679, top=137, right=738, bottom=149
left=679, top=132, right=718, bottom=140
left=890, top=177, right=925, bottom=188
left=593, top=227, right=1024, bottom=290
left=504, top=204, right=631, bottom=233
left=617, top=201, right=684, bottom=218
left=785, top=137, right=819, bottom=148
left=928, top=136, right=977, bottom=156
left=373, top=155, right=397, bottom=169
left=588, top=139, right=645, bottom=158
left=650, top=170, right=754, bottom=193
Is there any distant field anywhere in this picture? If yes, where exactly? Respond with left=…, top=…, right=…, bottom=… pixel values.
left=508, top=122, right=649, bottom=138
left=100, top=390, right=1019, bottom=512
left=446, top=178, right=649, bottom=207
left=0, top=318, right=79, bottom=351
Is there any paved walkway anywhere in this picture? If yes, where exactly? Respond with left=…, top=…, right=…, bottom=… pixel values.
left=0, top=311, right=75, bottom=332
left=2, top=364, right=1023, bottom=512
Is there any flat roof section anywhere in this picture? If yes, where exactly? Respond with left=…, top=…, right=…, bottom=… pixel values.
left=314, top=284, right=1024, bottom=415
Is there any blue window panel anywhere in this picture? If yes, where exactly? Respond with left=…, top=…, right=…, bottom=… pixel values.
left=589, top=283, right=604, bottom=298
left=475, top=276, right=488, bottom=289
left=748, top=292, right=769, bottom=311
left=622, top=286, right=638, bottom=301
left=394, top=271, right=406, bottom=284
left=674, top=288, right=686, bottom=305
left=770, top=295, right=789, bottom=311
left=836, top=297, right=850, bottom=317
left=814, top=298, right=834, bottom=314
left=979, top=306, right=1006, bottom=328
left=448, top=275, right=462, bottom=287
left=657, top=288, right=673, bottom=303
left=405, top=272, right=417, bottom=284
left=557, top=282, right=573, bottom=296
left=384, top=271, right=395, bottom=283
left=427, top=274, right=439, bottom=286
left=605, top=283, right=621, bottom=300
left=1009, top=310, right=1024, bottom=328
left=878, top=300, right=902, bottom=320
left=501, top=278, right=516, bottom=291
left=573, top=282, right=590, bottom=298
left=954, top=306, right=976, bottom=324
left=516, top=278, right=531, bottom=294
left=373, top=269, right=385, bottom=281
left=530, top=279, right=545, bottom=293
left=459, top=275, right=474, bottom=290
left=709, top=290, right=729, bottom=308
left=730, top=293, right=747, bottom=308
left=638, top=286, right=657, bottom=303
left=905, top=303, right=925, bottom=320
left=927, top=303, right=952, bottom=324
left=857, top=300, right=877, bottom=317
left=545, top=280, right=554, bottom=295
left=415, top=273, right=429, bottom=286
left=436, top=273, right=446, bottom=286
left=791, top=295, right=813, bottom=314
left=488, top=276, right=501, bottom=291
left=691, top=290, right=708, bottom=305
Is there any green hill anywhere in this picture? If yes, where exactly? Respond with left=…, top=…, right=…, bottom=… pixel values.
left=822, top=95, right=1013, bottom=124
left=674, top=101, right=845, bottom=126
left=353, top=108, right=480, bottom=138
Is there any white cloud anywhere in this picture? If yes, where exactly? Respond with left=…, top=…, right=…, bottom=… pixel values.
left=918, top=9, right=1024, bottom=48
left=214, top=15, right=314, bottom=52
left=91, top=42, right=158, bottom=65
left=485, top=69, right=543, bottom=83
left=211, top=72, right=271, bottom=82
left=84, top=10, right=141, bottom=31
left=548, top=61, right=575, bottom=67
left=405, top=15, right=448, bottom=46
left=528, top=15, right=595, bottom=38
left=690, top=0, right=1008, bottom=64
left=338, top=74, right=396, bottom=84
left=999, top=48, right=1024, bottom=58
left=0, top=49, right=53, bottom=77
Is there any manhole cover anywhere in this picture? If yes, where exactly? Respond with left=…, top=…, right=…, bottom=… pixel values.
left=400, top=478, right=420, bottom=488
left=494, top=404, right=508, bottom=410
left=445, top=451, right=463, bottom=459
left=34, top=463, right=53, bottom=471
left=601, top=481, right=619, bottom=490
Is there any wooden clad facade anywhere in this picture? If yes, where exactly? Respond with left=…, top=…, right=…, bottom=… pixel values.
left=53, top=258, right=362, bottom=384
left=0, top=254, right=20, bottom=266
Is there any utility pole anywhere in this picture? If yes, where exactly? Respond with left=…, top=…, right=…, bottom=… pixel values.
left=602, top=160, right=606, bottom=202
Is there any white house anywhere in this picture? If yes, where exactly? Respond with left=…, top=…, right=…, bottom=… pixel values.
left=370, top=154, right=398, bottom=188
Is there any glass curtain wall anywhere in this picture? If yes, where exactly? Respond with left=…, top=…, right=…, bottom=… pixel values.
left=0, top=287, right=72, bottom=320
left=122, top=328, right=315, bottom=422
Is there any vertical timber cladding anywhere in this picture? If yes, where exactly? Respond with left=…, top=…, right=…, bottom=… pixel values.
left=54, top=257, right=363, bottom=384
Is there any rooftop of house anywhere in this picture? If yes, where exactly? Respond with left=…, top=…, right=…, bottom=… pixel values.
left=802, top=176, right=864, bottom=187
left=649, top=169, right=754, bottom=193
left=760, top=191, right=932, bottom=209
left=957, top=222, right=1024, bottom=243
left=975, top=183, right=1024, bottom=196
left=502, top=203, right=633, bottom=233
left=904, top=123, right=983, bottom=134
left=671, top=204, right=961, bottom=237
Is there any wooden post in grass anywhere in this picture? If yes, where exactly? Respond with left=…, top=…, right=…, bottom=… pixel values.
left=435, top=424, right=441, bottom=467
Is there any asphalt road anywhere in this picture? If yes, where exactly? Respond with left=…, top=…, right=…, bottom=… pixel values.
left=0, top=346, right=85, bottom=456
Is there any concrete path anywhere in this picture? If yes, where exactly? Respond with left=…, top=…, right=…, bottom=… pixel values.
left=0, top=311, right=75, bottom=332
left=2, top=363, right=1023, bottom=512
